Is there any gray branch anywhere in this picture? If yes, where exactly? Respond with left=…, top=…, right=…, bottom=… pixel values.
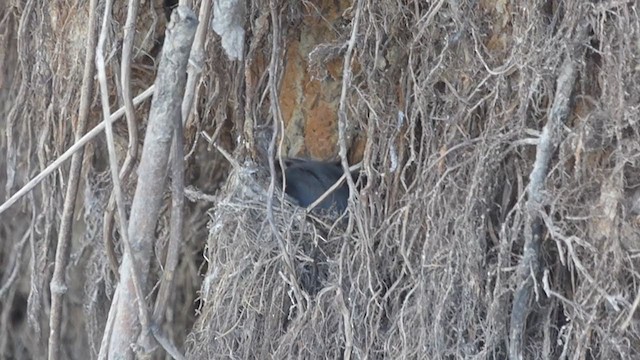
left=104, top=6, right=197, bottom=359
left=509, top=57, right=579, bottom=360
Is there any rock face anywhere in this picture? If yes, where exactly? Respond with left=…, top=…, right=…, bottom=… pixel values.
left=276, top=0, right=354, bottom=160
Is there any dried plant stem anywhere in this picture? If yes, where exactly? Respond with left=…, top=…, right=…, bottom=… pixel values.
left=150, top=97, right=185, bottom=325
left=97, top=287, right=119, bottom=360
left=104, top=6, right=197, bottom=358
left=149, top=119, right=185, bottom=358
left=335, top=3, right=362, bottom=357
left=101, top=0, right=143, bottom=279
left=120, top=0, right=141, bottom=192
left=265, top=0, right=308, bottom=310
left=47, top=0, right=99, bottom=358
left=0, top=86, right=154, bottom=216
left=181, top=0, right=212, bottom=124
left=336, top=0, right=362, bottom=198
left=509, top=56, right=579, bottom=360
left=95, top=0, right=156, bottom=356
left=151, top=326, right=186, bottom=360
left=153, top=0, right=212, bottom=326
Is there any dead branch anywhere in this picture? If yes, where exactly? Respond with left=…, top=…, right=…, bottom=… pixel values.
left=334, top=2, right=363, bottom=359
left=101, top=0, right=143, bottom=279
left=0, top=86, right=155, bottom=216
left=103, top=6, right=197, bottom=359
left=150, top=117, right=185, bottom=326
left=508, top=55, right=581, bottom=360
left=95, top=0, right=156, bottom=356
left=47, top=0, right=99, bottom=358
left=152, top=0, right=213, bottom=330
left=336, top=0, right=362, bottom=206
left=181, top=0, right=212, bottom=124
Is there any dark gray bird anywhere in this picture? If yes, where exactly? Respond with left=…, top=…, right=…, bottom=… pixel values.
left=280, top=158, right=351, bottom=213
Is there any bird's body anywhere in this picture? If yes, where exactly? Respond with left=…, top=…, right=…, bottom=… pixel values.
left=281, top=158, right=350, bottom=213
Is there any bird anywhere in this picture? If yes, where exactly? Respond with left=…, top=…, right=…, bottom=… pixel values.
left=280, top=158, right=352, bottom=213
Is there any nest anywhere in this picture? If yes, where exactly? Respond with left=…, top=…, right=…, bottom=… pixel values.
left=187, top=163, right=352, bottom=356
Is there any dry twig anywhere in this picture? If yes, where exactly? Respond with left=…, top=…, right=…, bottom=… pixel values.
left=95, top=0, right=156, bottom=356
left=103, top=6, right=197, bottom=358
left=508, top=52, right=582, bottom=360
left=47, top=0, right=99, bottom=358
left=0, top=86, right=155, bottom=216
left=101, top=0, right=143, bottom=279
left=152, top=0, right=213, bottom=331
left=265, top=0, right=308, bottom=311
